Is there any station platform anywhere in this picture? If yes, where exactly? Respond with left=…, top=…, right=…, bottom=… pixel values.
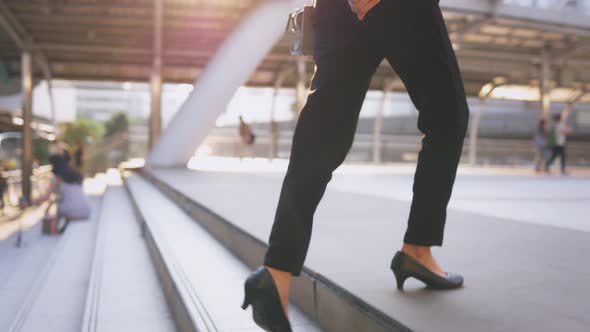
left=141, top=160, right=590, bottom=332
left=1, top=162, right=588, bottom=331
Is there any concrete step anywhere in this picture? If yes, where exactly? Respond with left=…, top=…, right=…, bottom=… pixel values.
left=0, top=222, right=60, bottom=331
left=124, top=173, right=322, bottom=332
left=5, top=197, right=102, bottom=332
left=81, top=183, right=175, bottom=332
left=140, top=167, right=590, bottom=332
left=139, top=169, right=404, bottom=332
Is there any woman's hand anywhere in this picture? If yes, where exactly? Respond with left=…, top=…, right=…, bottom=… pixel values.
left=348, top=0, right=381, bottom=20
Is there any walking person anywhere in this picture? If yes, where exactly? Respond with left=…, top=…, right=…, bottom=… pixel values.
left=238, top=115, right=256, bottom=159
left=546, top=108, right=573, bottom=175
left=534, top=118, right=549, bottom=173
left=243, top=0, right=469, bottom=330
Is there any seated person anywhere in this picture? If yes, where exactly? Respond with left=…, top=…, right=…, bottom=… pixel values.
left=33, top=154, right=91, bottom=234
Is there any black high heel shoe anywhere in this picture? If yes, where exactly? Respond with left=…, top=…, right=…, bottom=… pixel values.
left=242, top=267, right=292, bottom=332
left=390, top=251, right=464, bottom=290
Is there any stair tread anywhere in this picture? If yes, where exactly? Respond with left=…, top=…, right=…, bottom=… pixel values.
left=0, top=222, right=60, bottom=331
left=15, top=197, right=100, bottom=332
left=87, top=185, right=175, bottom=332
left=126, top=174, right=322, bottom=332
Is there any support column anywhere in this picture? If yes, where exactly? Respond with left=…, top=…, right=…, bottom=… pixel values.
left=373, top=79, right=396, bottom=164
left=149, top=68, right=162, bottom=149
left=149, top=0, right=163, bottom=150
left=564, top=88, right=587, bottom=121
left=21, top=51, right=33, bottom=203
left=469, top=80, right=502, bottom=166
left=540, top=46, right=552, bottom=120
left=47, top=80, right=56, bottom=132
left=468, top=97, right=486, bottom=166
left=295, top=57, right=306, bottom=115
left=269, top=68, right=294, bottom=160
left=270, top=85, right=280, bottom=160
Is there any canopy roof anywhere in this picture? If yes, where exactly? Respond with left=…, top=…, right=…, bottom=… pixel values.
left=0, top=0, right=589, bottom=101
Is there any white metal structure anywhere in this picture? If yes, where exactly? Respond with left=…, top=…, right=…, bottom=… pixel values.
left=148, top=0, right=590, bottom=167
left=148, top=0, right=303, bottom=167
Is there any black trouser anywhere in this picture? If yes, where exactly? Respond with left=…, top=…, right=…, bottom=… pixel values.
left=546, top=146, right=567, bottom=173
left=264, top=0, right=469, bottom=276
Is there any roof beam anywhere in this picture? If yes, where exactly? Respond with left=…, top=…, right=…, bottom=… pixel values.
left=454, top=0, right=501, bottom=43
left=5, top=1, right=253, bottom=13
left=552, top=40, right=590, bottom=64
left=0, top=3, right=26, bottom=49
left=441, top=0, right=590, bottom=36
left=0, top=4, right=53, bottom=78
left=0, top=2, right=55, bottom=124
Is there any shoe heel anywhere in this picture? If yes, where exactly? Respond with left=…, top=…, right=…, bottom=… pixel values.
left=394, top=272, right=409, bottom=290
left=391, top=252, right=409, bottom=290
left=241, top=297, right=251, bottom=310
left=241, top=281, right=254, bottom=310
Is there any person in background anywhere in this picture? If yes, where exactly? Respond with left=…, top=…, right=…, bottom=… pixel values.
left=239, top=115, right=256, bottom=145
left=32, top=154, right=91, bottom=234
left=238, top=115, right=256, bottom=158
left=50, top=139, right=71, bottom=163
left=533, top=118, right=549, bottom=173
left=546, top=107, right=573, bottom=175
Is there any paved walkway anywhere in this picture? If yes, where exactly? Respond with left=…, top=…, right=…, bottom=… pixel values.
left=330, top=171, right=590, bottom=232
left=152, top=165, right=590, bottom=332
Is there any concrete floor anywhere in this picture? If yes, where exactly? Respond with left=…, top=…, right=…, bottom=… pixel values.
left=153, top=164, right=590, bottom=332
left=330, top=171, right=590, bottom=232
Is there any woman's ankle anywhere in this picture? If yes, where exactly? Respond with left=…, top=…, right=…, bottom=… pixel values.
left=265, top=266, right=291, bottom=279
left=264, top=266, right=291, bottom=314
left=402, top=244, right=432, bottom=259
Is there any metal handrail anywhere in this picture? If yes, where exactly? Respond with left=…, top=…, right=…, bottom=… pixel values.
left=200, top=131, right=590, bottom=166
left=1, top=165, right=53, bottom=215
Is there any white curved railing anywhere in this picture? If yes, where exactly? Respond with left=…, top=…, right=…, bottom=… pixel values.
left=441, top=0, right=590, bottom=32
left=503, top=0, right=590, bottom=14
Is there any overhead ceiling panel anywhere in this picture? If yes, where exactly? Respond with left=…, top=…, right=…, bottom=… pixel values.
left=0, top=0, right=587, bottom=97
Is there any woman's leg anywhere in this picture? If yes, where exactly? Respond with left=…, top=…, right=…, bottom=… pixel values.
left=535, top=146, right=545, bottom=172
left=559, top=146, right=567, bottom=174
left=365, top=0, right=469, bottom=274
left=546, top=147, right=558, bottom=172
left=264, top=19, right=383, bottom=280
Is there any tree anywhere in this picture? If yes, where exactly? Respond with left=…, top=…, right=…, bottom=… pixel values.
left=59, top=119, right=104, bottom=147
left=104, top=112, right=129, bottom=138
left=89, top=112, right=130, bottom=174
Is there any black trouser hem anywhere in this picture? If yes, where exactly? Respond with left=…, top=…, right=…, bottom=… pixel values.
left=403, top=234, right=444, bottom=247
left=264, top=256, right=303, bottom=277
